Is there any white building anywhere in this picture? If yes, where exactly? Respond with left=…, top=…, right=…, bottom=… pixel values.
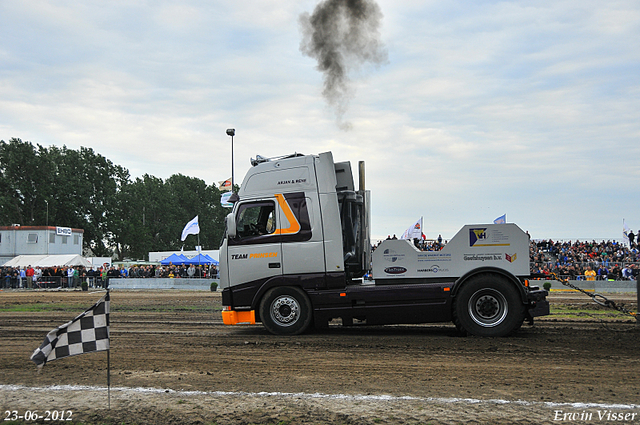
left=0, top=225, right=84, bottom=265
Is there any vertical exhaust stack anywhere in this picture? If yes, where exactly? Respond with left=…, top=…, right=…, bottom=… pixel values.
left=358, top=161, right=365, bottom=192
left=358, top=160, right=371, bottom=278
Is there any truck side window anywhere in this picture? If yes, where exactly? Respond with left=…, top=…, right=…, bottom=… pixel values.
left=236, top=201, right=276, bottom=239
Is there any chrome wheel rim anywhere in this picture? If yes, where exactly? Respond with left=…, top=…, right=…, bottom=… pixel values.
left=468, top=288, right=508, bottom=327
left=270, top=295, right=300, bottom=327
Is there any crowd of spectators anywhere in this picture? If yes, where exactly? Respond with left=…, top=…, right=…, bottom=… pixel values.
left=1, top=265, right=84, bottom=289
left=373, top=234, right=447, bottom=252
left=1, top=263, right=219, bottom=289
left=530, top=239, right=639, bottom=280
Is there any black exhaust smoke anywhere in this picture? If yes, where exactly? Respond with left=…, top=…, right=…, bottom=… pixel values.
left=299, top=0, right=388, bottom=130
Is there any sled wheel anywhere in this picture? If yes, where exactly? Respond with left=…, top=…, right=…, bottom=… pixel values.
left=453, top=273, right=525, bottom=337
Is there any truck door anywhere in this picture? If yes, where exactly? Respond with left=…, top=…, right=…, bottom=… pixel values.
left=227, top=199, right=282, bottom=292
left=275, top=192, right=319, bottom=277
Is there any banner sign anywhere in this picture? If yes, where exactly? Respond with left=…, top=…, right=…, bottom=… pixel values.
left=56, top=227, right=72, bottom=236
left=220, top=192, right=234, bottom=208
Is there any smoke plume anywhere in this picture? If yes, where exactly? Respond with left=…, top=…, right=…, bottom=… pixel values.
left=300, top=0, right=388, bottom=130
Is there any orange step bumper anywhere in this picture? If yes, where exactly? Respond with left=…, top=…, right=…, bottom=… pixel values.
left=222, top=310, right=256, bottom=325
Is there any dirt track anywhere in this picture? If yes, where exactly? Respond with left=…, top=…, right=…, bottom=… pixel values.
left=1, top=290, right=639, bottom=424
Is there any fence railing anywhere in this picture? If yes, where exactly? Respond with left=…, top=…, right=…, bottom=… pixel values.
left=2, top=276, right=107, bottom=289
left=2, top=274, right=219, bottom=289
left=549, top=274, right=637, bottom=281
left=536, top=279, right=637, bottom=294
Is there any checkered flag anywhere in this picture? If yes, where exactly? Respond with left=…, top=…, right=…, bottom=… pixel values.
left=31, top=291, right=110, bottom=368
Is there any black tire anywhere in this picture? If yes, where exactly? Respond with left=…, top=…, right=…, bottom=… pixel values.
left=453, top=273, right=525, bottom=337
left=259, top=286, right=313, bottom=335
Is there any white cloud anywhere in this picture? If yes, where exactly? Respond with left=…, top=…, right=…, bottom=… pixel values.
left=1, top=0, right=639, bottom=241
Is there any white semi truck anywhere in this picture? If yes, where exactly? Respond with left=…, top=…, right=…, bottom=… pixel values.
left=219, top=151, right=549, bottom=337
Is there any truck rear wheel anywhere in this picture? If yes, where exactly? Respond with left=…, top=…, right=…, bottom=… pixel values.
left=259, top=286, right=313, bottom=335
left=453, top=273, right=525, bottom=337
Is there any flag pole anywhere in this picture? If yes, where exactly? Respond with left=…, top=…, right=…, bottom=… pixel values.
left=197, top=234, right=202, bottom=277
left=107, top=348, right=111, bottom=409
left=107, top=288, right=111, bottom=410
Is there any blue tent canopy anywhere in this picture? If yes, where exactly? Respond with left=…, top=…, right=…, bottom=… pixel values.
left=160, top=253, right=189, bottom=265
left=184, top=253, right=217, bottom=265
left=203, top=254, right=219, bottom=265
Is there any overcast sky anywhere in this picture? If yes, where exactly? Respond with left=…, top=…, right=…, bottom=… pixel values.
left=2, top=0, right=639, bottom=243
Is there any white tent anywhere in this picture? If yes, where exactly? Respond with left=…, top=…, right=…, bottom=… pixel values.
left=3, top=254, right=92, bottom=268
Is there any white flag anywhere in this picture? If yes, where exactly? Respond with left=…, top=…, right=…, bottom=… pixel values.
left=623, top=220, right=630, bottom=245
left=494, top=214, right=506, bottom=224
left=181, top=216, right=200, bottom=241
left=401, top=217, right=423, bottom=240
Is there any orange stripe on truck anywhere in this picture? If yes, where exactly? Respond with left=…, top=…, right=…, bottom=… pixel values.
left=275, top=193, right=301, bottom=235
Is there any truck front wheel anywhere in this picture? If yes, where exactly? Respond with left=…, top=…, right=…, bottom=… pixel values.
left=453, top=273, right=525, bottom=337
left=259, top=286, right=313, bottom=335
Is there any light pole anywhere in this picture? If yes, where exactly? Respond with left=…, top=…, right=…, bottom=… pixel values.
left=45, top=200, right=49, bottom=255
left=226, top=128, right=235, bottom=190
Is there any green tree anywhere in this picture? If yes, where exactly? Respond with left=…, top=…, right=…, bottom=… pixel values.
left=1, top=138, right=228, bottom=260
left=0, top=138, right=54, bottom=226
left=111, top=174, right=170, bottom=260
left=47, top=145, right=129, bottom=256
left=110, top=174, right=228, bottom=261
left=165, top=174, right=227, bottom=252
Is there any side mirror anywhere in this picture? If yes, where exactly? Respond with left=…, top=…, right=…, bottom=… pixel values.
left=228, top=192, right=240, bottom=203
left=226, top=213, right=237, bottom=238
